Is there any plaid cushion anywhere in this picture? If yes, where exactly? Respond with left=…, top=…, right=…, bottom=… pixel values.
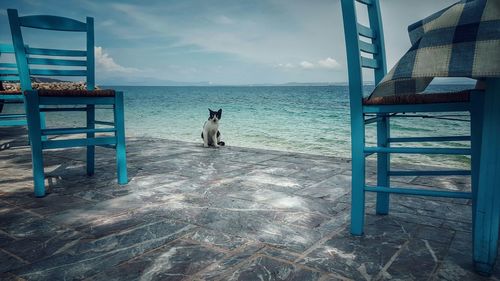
left=363, top=90, right=471, bottom=105
left=371, top=0, right=500, bottom=98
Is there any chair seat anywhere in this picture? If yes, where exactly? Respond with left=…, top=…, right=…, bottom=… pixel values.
left=363, top=90, right=472, bottom=105
left=0, top=90, right=22, bottom=95
left=31, top=89, right=116, bottom=97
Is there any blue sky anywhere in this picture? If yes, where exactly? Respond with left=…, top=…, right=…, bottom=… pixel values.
left=0, top=0, right=458, bottom=85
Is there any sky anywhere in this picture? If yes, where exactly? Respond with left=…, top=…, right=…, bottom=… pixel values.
left=0, top=0, right=459, bottom=85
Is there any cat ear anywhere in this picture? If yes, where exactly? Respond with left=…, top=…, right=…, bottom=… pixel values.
left=217, top=109, right=222, bottom=119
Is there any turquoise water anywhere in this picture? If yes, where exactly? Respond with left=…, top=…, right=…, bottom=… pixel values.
left=36, top=85, right=472, bottom=168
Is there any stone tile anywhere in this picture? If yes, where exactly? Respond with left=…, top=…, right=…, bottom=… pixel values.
left=410, top=175, right=471, bottom=192
left=251, top=163, right=303, bottom=177
left=0, top=130, right=497, bottom=279
left=294, top=174, right=351, bottom=201
left=0, top=213, right=63, bottom=242
left=223, top=256, right=322, bottom=281
left=72, top=190, right=114, bottom=202
left=0, top=272, right=24, bottom=281
left=383, top=239, right=448, bottom=280
left=0, top=228, right=85, bottom=263
left=0, top=249, right=27, bottom=273
left=86, top=240, right=225, bottom=281
left=2, top=192, right=93, bottom=216
left=12, top=220, right=195, bottom=280
left=183, top=228, right=249, bottom=251
left=288, top=164, right=345, bottom=182
left=74, top=211, right=156, bottom=239
left=222, top=187, right=338, bottom=216
left=297, top=216, right=410, bottom=280
left=187, top=243, right=264, bottom=280
left=432, top=231, right=500, bottom=281
left=0, top=230, right=16, bottom=248
left=238, top=171, right=319, bottom=190
left=260, top=246, right=302, bottom=262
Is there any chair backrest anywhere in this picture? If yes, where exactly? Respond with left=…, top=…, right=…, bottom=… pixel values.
left=7, top=9, right=95, bottom=91
left=341, top=0, right=387, bottom=106
left=0, top=43, right=21, bottom=85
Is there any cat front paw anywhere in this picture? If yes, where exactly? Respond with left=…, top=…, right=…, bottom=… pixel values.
left=214, top=144, right=220, bottom=148
left=204, top=144, right=209, bottom=148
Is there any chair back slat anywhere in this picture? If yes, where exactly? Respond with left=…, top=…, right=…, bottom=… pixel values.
left=7, top=9, right=95, bottom=91
left=341, top=0, right=388, bottom=105
left=19, top=15, right=87, bottom=32
left=0, top=44, right=15, bottom=53
left=26, top=47, right=87, bottom=57
left=357, top=23, right=375, bottom=39
left=0, top=76, right=19, bottom=82
left=0, top=63, right=18, bottom=68
left=0, top=69, right=19, bottom=75
left=358, top=40, right=378, bottom=54
left=361, top=57, right=379, bottom=69
left=30, top=69, right=87, bottom=76
left=28, top=58, right=87, bottom=67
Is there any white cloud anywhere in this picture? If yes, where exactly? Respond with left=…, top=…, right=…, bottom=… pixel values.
left=94, top=46, right=139, bottom=73
left=299, top=61, right=314, bottom=69
left=317, top=57, right=341, bottom=69
left=284, top=58, right=342, bottom=70
left=276, top=63, right=295, bottom=68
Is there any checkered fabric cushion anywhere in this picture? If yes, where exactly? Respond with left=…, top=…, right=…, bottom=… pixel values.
left=370, top=0, right=500, bottom=98
left=363, top=90, right=471, bottom=105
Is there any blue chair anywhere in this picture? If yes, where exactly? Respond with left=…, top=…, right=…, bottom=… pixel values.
left=8, top=9, right=128, bottom=197
left=0, top=43, right=27, bottom=128
left=340, top=0, right=483, bottom=235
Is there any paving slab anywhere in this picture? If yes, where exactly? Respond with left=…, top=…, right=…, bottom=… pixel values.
left=0, top=129, right=498, bottom=280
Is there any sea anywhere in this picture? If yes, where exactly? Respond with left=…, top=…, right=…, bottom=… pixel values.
left=11, top=84, right=474, bottom=169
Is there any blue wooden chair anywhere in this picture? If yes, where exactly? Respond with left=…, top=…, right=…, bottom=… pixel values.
left=8, top=9, right=128, bottom=197
left=0, top=43, right=27, bottom=128
left=340, top=0, right=484, bottom=235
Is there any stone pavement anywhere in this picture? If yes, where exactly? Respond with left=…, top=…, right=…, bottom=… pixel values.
left=0, top=128, right=498, bottom=280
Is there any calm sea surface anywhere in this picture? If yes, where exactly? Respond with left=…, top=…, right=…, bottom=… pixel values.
left=39, top=85, right=473, bottom=168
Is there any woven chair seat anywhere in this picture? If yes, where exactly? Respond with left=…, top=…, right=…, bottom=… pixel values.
left=30, top=89, right=116, bottom=97
left=363, top=90, right=472, bottom=105
left=0, top=90, right=22, bottom=95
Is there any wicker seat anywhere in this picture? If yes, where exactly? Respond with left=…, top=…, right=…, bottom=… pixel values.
left=363, top=90, right=472, bottom=105
left=0, top=90, right=22, bottom=95
left=33, top=89, right=115, bottom=97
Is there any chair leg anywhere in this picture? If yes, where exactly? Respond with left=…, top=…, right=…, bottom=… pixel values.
left=114, top=91, right=128, bottom=185
left=470, top=91, right=484, bottom=236
left=376, top=115, right=390, bottom=215
left=473, top=79, right=500, bottom=276
left=351, top=115, right=366, bottom=236
left=86, top=104, right=95, bottom=176
left=25, top=91, right=45, bottom=197
left=40, top=112, right=47, bottom=141
left=22, top=95, right=31, bottom=144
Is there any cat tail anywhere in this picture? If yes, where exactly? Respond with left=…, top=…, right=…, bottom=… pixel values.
left=217, top=141, right=225, bottom=146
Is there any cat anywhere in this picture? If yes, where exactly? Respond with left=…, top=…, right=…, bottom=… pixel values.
left=201, top=108, right=225, bottom=148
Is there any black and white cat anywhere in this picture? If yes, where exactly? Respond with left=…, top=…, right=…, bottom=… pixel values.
left=201, top=108, right=225, bottom=147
